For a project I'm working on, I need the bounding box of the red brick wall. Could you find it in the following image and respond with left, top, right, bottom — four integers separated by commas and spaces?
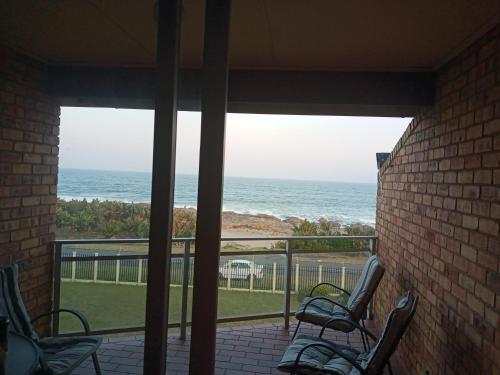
375, 26, 500, 374
0, 46, 60, 333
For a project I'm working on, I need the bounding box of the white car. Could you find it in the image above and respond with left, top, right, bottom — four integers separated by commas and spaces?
219, 260, 264, 280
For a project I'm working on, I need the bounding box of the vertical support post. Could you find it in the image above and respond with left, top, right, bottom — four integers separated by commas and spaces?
284, 240, 292, 330
143, 0, 181, 373
368, 238, 376, 319
341, 265, 346, 290
249, 269, 254, 292
227, 260, 232, 290
295, 263, 299, 293
115, 254, 120, 284
138, 258, 143, 285
272, 263, 277, 293
52, 243, 62, 336
93, 253, 98, 283
71, 251, 76, 281
180, 240, 191, 340
318, 264, 323, 284
189, 1, 231, 371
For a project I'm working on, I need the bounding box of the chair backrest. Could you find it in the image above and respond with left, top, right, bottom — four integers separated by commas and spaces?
0, 264, 38, 341
346, 255, 385, 319
364, 291, 418, 374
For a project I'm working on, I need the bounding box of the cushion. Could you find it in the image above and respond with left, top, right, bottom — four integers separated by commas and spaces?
278, 335, 365, 375
295, 297, 354, 333
38, 336, 102, 375
364, 292, 417, 373
346, 256, 384, 320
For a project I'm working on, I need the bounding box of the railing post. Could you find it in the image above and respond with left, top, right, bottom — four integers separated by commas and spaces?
318, 264, 323, 284
115, 253, 120, 284
180, 240, 191, 340
272, 263, 277, 293
138, 258, 143, 285
341, 264, 346, 290
93, 253, 98, 283
227, 259, 232, 290
249, 270, 254, 292
295, 263, 299, 293
284, 240, 292, 330
52, 243, 62, 336
368, 238, 376, 319
71, 251, 76, 281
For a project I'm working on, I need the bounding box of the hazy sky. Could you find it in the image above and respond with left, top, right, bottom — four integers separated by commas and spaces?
59, 107, 410, 183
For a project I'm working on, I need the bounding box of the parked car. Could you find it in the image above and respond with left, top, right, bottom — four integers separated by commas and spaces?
219, 260, 264, 280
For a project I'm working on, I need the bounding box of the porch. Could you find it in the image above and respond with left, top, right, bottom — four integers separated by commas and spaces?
1, 1, 499, 374
73, 322, 379, 375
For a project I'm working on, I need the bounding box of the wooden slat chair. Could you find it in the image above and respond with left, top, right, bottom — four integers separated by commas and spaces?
294, 255, 385, 350
0, 264, 102, 375
278, 291, 418, 375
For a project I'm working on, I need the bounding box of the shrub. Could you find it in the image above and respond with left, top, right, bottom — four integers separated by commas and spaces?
56, 199, 198, 239
172, 208, 196, 238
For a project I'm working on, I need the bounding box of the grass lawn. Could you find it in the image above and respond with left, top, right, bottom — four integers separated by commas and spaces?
60, 282, 298, 333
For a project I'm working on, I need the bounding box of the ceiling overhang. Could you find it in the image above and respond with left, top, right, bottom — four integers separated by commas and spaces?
1, 0, 498, 115
49, 66, 434, 116
2, 0, 499, 71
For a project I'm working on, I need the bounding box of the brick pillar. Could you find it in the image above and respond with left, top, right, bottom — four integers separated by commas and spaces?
0, 46, 60, 335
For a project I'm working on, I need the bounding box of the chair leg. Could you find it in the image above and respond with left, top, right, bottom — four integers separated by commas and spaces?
92, 352, 102, 375
360, 319, 370, 350
360, 328, 368, 352
386, 360, 394, 375
291, 320, 302, 340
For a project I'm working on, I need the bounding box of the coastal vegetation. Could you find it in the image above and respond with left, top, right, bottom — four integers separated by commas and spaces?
56, 199, 374, 246
277, 218, 375, 250
56, 199, 196, 239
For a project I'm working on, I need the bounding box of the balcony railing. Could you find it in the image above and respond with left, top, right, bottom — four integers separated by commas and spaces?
52, 236, 376, 338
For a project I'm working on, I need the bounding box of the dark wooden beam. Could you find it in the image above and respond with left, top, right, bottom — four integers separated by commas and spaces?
189, 0, 230, 373
143, 0, 181, 374
48, 67, 434, 117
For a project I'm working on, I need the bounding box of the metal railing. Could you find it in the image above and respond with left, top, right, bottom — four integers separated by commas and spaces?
52, 235, 376, 338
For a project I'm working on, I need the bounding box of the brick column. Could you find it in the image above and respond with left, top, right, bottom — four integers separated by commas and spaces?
0, 46, 60, 334
375, 25, 500, 375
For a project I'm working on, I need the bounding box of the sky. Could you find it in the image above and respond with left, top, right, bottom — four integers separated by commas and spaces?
59, 107, 410, 183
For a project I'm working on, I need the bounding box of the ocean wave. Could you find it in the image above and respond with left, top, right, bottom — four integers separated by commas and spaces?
57, 169, 377, 227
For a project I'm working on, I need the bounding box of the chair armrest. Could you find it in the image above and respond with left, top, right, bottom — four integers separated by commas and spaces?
294, 342, 366, 374
320, 317, 378, 342
31, 308, 91, 335
301, 296, 353, 317
309, 282, 351, 297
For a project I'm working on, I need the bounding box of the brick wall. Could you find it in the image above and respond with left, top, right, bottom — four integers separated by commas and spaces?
375, 25, 500, 374
0, 46, 60, 333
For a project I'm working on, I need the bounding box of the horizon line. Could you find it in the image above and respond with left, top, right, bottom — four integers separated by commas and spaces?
59, 166, 377, 185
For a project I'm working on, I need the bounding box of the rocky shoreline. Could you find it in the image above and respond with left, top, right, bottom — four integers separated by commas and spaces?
176, 208, 374, 237
56, 199, 375, 240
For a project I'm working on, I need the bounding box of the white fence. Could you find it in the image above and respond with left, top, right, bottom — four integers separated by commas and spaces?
61, 250, 364, 294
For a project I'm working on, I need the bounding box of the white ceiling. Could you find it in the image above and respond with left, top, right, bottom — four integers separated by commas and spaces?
1, 0, 499, 71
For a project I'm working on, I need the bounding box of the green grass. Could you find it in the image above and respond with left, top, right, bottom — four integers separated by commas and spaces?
60, 282, 298, 333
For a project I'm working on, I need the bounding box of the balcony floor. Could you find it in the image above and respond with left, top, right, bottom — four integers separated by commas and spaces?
73, 320, 398, 375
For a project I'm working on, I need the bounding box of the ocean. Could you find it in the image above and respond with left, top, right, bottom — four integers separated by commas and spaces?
58, 168, 377, 226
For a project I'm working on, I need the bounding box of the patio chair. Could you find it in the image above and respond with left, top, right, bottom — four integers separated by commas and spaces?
294, 255, 384, 350
278, 291, 418, 375
0, 264, 102, 375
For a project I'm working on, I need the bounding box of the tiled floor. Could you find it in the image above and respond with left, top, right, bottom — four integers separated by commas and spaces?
74, 321, 395, 375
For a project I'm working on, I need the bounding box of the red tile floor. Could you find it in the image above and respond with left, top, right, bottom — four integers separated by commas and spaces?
74, 321, 403, 374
